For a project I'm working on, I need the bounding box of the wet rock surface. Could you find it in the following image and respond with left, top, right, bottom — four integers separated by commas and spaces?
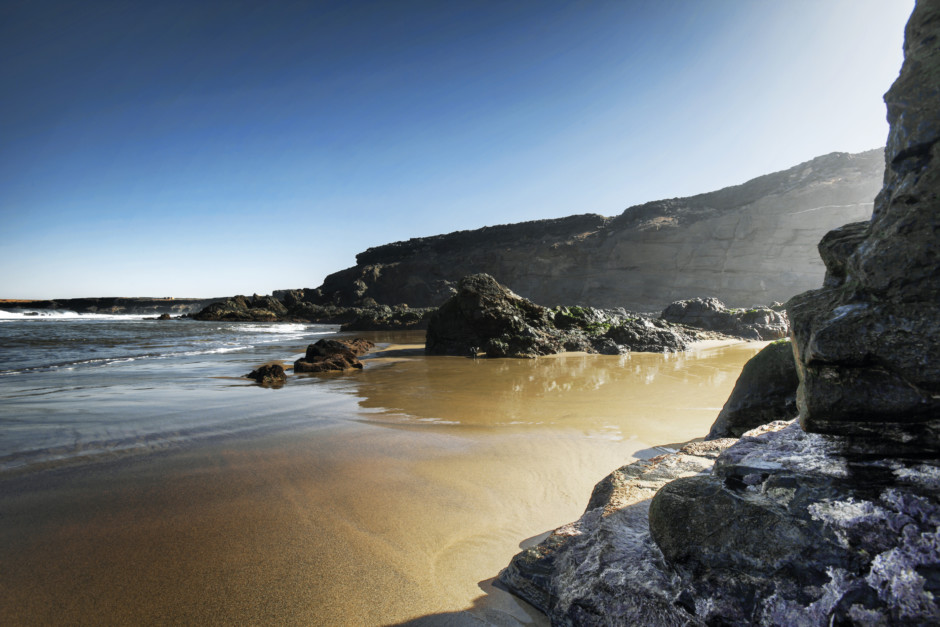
501, 422, 940, 625
293, 338, 375, 373
706, 339, 799, 439
661, 297, 789, 340
498, 436, 741, 625
424, 274, 695, 358
245, 363, 287, 387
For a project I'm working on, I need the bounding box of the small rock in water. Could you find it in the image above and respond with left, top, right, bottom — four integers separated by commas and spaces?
245, 363, 287, 387
293, 338, 375, 373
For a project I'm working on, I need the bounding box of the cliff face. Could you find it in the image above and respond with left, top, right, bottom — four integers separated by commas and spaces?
787, 0, 940, 450
498, 2, 939, 624
310, 149, 883, 310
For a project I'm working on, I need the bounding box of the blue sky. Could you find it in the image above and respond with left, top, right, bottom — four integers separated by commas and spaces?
0, 0, 914, 299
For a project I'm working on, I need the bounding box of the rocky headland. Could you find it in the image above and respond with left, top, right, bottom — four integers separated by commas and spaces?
497, 2, 940, 624
191, 293, 434, 330
297, 148, 882, 312
1, 297, 220, 315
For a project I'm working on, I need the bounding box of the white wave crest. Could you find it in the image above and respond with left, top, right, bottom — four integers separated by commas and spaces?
0, 310, 150, 321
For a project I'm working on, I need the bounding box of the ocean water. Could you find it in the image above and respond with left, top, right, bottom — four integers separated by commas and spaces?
0, 310, 769, 624
0, 311, 341, 473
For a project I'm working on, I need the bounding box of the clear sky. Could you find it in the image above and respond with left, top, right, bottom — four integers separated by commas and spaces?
0, 0, 915, 299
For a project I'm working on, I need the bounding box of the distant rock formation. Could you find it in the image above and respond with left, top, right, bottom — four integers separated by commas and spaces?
660, 297, 789, 340
499, 2, 939, 623
424, 274, 737, 358
193, 294, 288, 321
0, 297, 219, 315
302, 149, 882, 311
191, 293, 433, 329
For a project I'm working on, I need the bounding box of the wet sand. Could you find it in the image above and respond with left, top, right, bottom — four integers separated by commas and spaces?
0, 339, 766, 625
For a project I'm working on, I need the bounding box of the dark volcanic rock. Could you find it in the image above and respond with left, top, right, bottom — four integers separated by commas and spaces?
425, 274, 693, 358
787, 0, 940, 453
293, 338, 375, 373
661, 297, 789, 340
706, 339, 800, 439
647, 422, 940, 624
425, 274, 561, 358
338, 306, 434, 331
245, 363, 287, 387
601, 317, 691, 353
192, 294, 288, 322
191, 293, 434, 328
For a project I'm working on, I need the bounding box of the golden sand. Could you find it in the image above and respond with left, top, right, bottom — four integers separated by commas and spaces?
0, 341, 766, 626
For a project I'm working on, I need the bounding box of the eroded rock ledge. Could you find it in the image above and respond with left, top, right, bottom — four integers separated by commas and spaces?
500, 422, 940, 625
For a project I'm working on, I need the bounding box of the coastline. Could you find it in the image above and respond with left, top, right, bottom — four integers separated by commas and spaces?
0, 334, 765, 625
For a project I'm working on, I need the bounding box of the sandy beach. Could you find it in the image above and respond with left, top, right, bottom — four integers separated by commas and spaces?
0, 337, 766, 625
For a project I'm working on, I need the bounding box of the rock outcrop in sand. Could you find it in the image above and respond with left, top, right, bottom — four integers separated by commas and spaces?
294, 338, 375, 373
499, 2, 940, 623
302, 149, 882, 311
424, 274, 743, 358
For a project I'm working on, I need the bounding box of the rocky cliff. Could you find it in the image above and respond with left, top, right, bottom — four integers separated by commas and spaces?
498, 1, 939, 624
305, 149, 883, 311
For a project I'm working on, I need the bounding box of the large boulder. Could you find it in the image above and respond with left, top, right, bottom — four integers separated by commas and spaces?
245, 363, 287, 387
425, 274, 693, 357
293, 338, 375, 373
498, 437, 740, 625
501, 421, 940, 625
661, 297, 789, 340
647, 422, 940, 624
706, 339, 800, 439
425, 274, 565, 358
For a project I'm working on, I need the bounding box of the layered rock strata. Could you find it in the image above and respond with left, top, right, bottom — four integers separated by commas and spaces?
786, 0, 940, 451
305, 150, 882, 311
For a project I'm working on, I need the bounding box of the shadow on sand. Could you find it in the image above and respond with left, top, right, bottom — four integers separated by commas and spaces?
383, 577, 548, 627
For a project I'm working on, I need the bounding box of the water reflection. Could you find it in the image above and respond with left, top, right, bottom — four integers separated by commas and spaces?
323, 340, 766, 446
